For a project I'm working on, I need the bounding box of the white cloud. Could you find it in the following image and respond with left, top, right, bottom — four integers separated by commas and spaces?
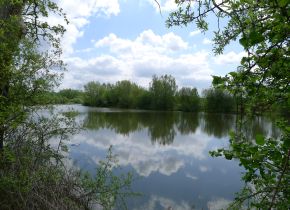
95, 30, 188, 53
147, 0, 178, 12
189, 30, 201, 36
47, 0, 121, 55
214, 51, 246, 65
60, 55, 126, 89
202, 38, 213, 45
75, 47, 93, 53
61, 30, 213, 89
58, 0, 120, 18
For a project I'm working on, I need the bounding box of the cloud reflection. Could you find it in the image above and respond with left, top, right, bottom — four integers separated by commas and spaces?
64, 106, 277, 178
133, 195, 194, 210
207, 197, 231, 210
132, 195, 233, 210
72, 128, 211, 177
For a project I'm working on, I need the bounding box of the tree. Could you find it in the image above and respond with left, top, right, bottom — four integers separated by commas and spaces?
0, 0, 66, 149
83, 81, 107, 106
0, 1, 134, 209
113, 80, 144, 108
202, 88, 235, 113
58, 89, 83, 103
167, 0, 289, 112
167, 0, 289, 208
177, 87, 200, 112
149, 74, 177, 110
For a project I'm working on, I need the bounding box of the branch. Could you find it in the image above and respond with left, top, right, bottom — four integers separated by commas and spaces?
212, 0, 230, 16
269, 148, 290, 209
154, 0, 162, 16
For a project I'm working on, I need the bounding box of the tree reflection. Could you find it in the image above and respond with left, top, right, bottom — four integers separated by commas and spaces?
84, 111, 181, 145
201, 113, 235, 138
83, 110, 278, 144
145, 112, 178, 145
177, 112, 199, 135
83, 112, 142, 135
242, 116, 280, 140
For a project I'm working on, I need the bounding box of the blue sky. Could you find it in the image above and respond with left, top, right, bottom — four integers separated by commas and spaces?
52, 0, 244, 91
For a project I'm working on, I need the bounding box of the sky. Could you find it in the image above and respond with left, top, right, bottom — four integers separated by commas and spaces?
52, 0, 245, 91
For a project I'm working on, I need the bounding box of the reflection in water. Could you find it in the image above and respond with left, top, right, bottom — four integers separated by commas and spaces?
177, 113, 199, 135
134, 195, 195, 210
84, 112, 143, 135
134, 195, 232, 210
147, 113, 177, 145
84, 111, 185, 145
63, 105, 279, 210
84, 111, 200, 145
83, 110, 278, 143
201, 113, 235, 138
242, 116, 280, 140
207, 197, 232, 210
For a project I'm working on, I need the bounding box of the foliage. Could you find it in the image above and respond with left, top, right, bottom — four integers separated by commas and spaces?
177, 87, 200, 112
83, 80, 144, 109
0, 112, 134, 209
203, 88, 235, 113
210, 121, 290, 209
149, 74, 177, 110
35, 89, 84, 105
83, 110, 201, 145
168, 0, 289, 114
57, 89, 84, 104
167, 0, 290, 208
83, 75, 203, 112
0, 0, 66, 149
81, 146, 136, 210
113, 80, 144, 108
0, 1, 134, 209
83, 81, 108, 107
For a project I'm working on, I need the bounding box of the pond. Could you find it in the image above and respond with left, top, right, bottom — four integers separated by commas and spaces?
56, 105, 279, 210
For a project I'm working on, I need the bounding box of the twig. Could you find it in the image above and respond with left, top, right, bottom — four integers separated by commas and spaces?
268, 148, 290, 209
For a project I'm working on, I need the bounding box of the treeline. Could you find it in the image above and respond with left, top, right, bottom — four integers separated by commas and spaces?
42, 89, 84, 104
44, 75, 288, 115
83, 75, 236, 113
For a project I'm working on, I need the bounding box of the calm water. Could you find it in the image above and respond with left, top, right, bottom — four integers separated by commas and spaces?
56, 105, 278, 210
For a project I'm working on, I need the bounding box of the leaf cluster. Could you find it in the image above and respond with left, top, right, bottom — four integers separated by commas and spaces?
210, 121, 290, 209
167, 0, 290, 208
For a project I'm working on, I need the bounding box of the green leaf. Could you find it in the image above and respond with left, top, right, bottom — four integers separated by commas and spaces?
228, 72, 237, 77
255, 134, 265, 145
248, 31, 264, 46
278, 0, 288, 7
229, 130, 235, 139
212, 76, 224, 86
284, 136, 290, 148
224, 151, 233, 160
239, 37, 248, 48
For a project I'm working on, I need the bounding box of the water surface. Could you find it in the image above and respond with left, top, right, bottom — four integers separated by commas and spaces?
58, 105, 278, 210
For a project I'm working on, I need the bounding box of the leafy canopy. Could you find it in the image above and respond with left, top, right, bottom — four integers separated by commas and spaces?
168, 0, 289, 112
166, 0, 290, 209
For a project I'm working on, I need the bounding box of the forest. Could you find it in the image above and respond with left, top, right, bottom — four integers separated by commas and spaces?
47, 74, 287, 115
81, 75, 236, 113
